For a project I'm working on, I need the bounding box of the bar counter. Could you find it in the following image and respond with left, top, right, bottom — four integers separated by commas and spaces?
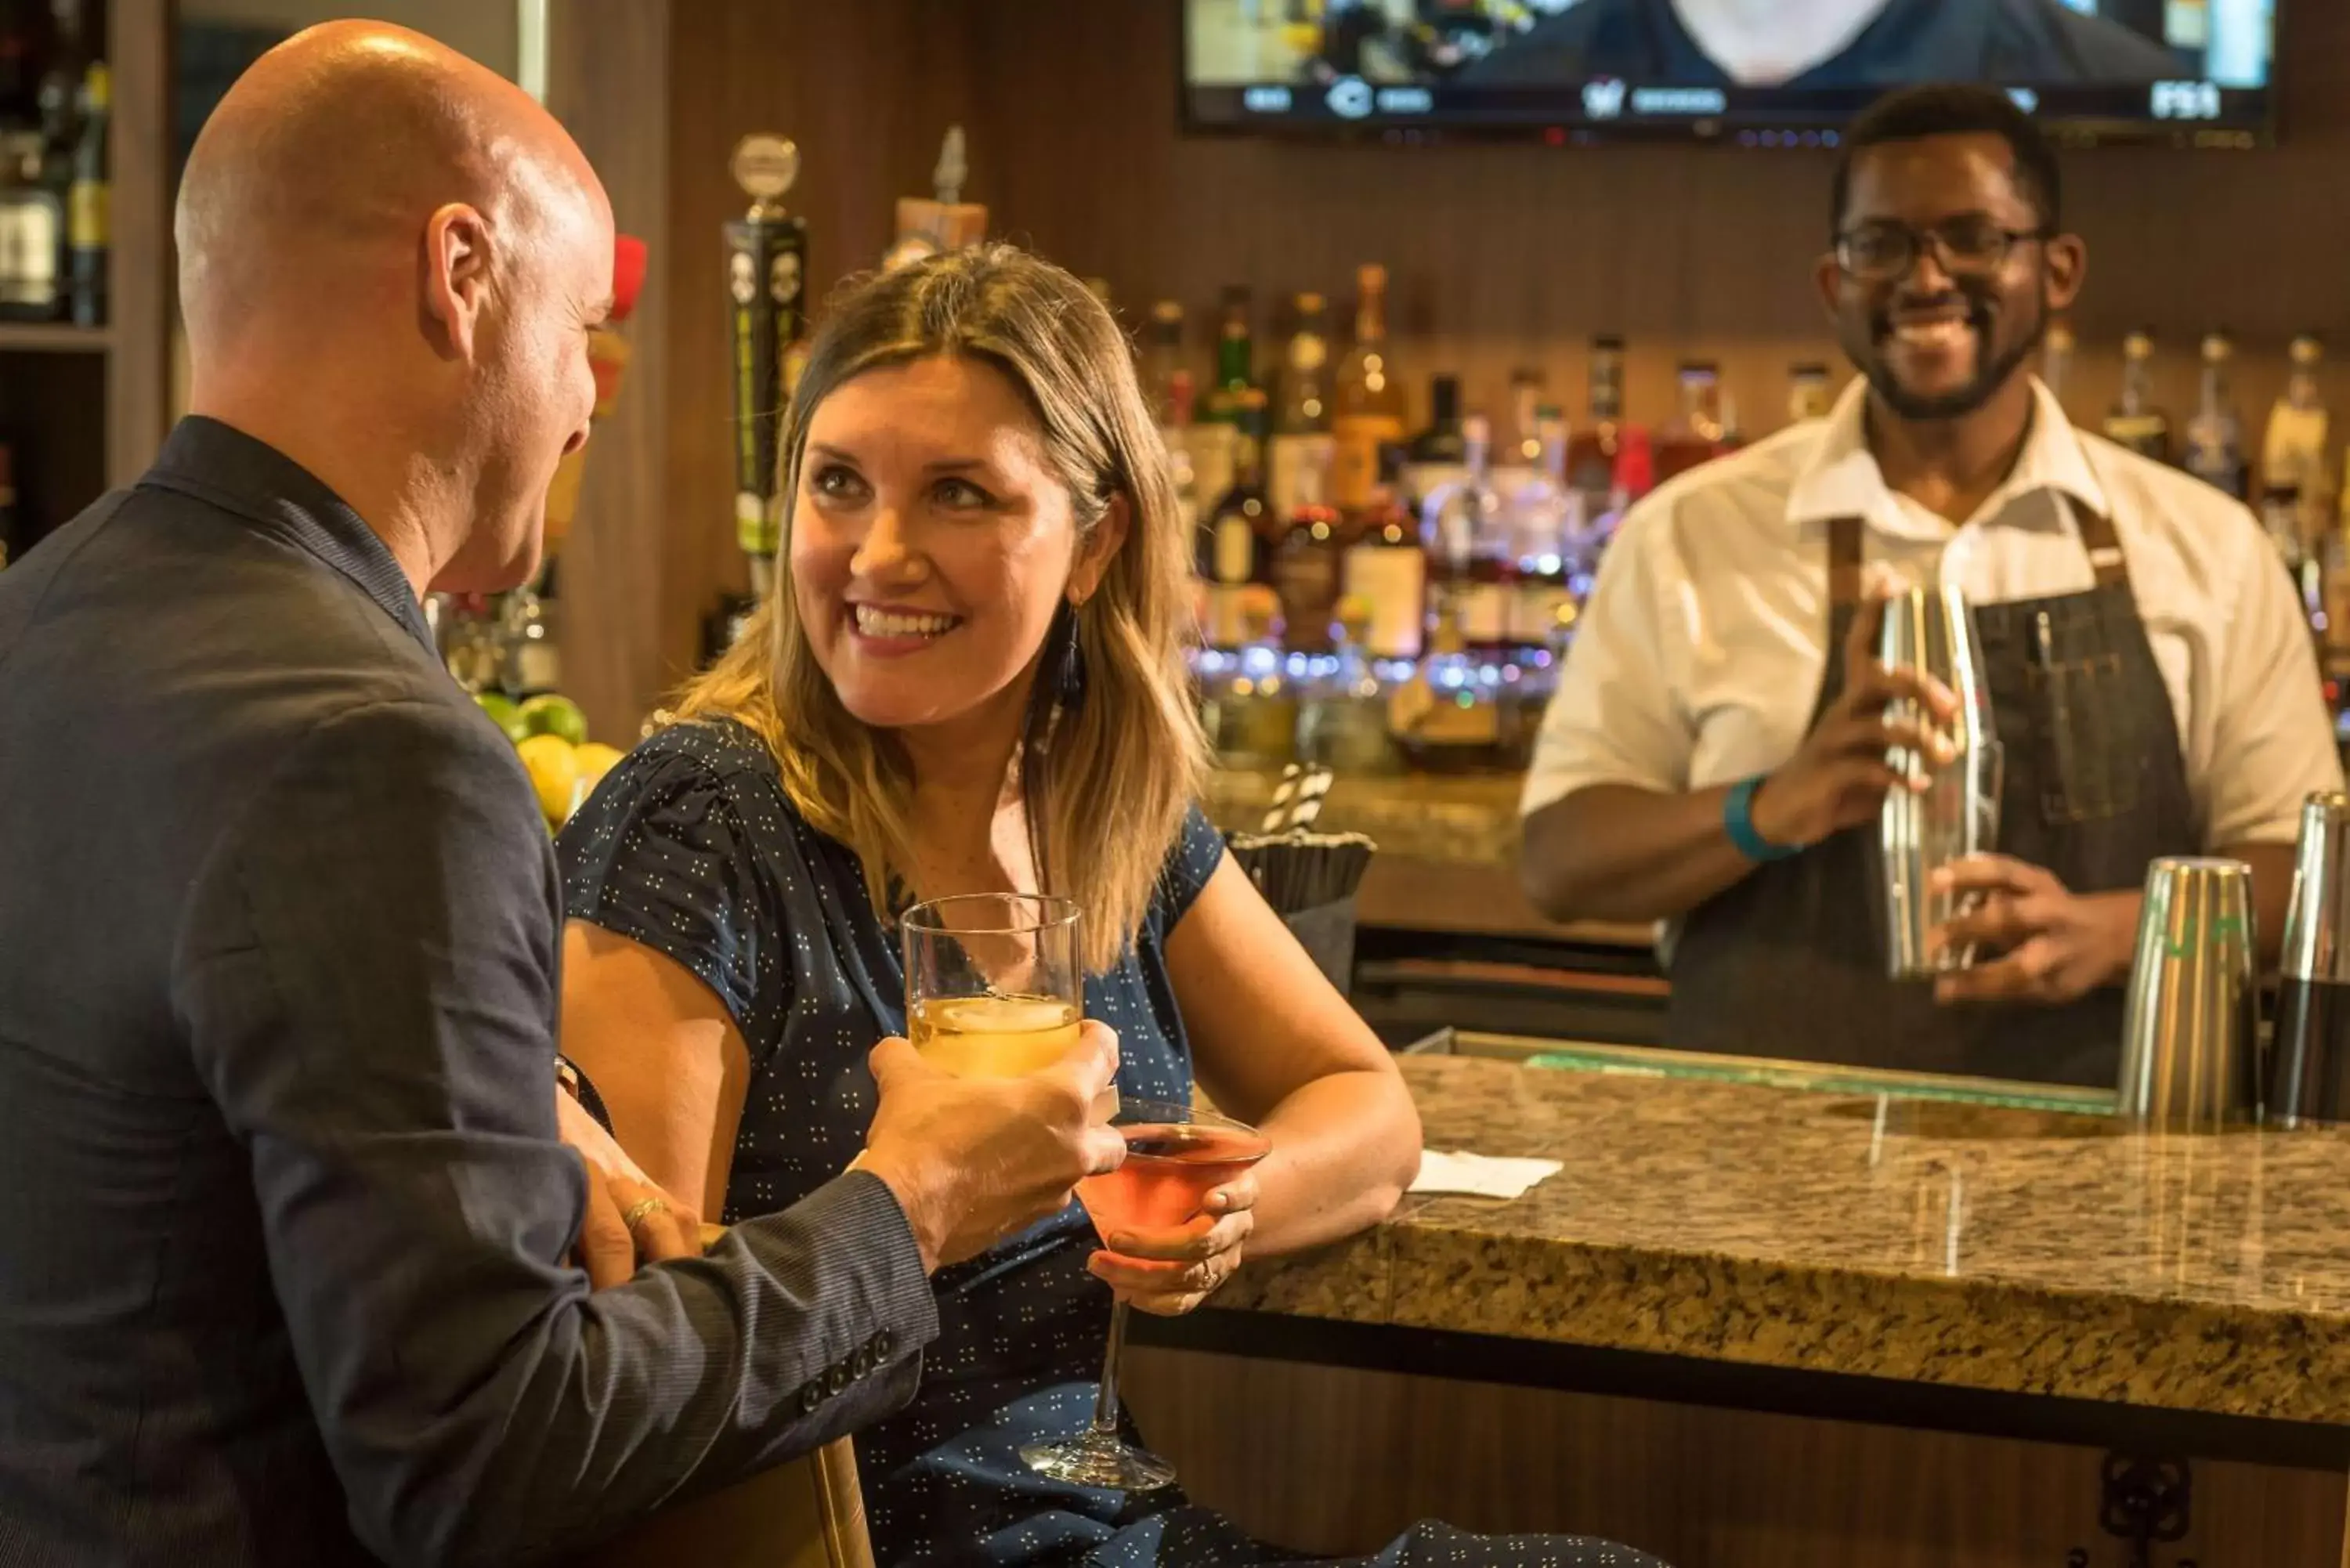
1126, 1046, 2350, 1566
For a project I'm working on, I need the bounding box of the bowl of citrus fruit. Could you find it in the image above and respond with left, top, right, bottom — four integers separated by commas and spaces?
475, 691, 624, 832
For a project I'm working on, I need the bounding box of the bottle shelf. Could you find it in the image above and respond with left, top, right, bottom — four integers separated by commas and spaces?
0, 322, 115, 353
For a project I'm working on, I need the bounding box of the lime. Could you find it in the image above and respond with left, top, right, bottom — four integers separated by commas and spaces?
516, 733, 584, 826
475, 692, 530, 744
520, 694, 590, 746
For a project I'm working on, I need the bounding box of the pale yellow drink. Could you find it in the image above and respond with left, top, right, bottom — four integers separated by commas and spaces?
909, 994, 1083, 1078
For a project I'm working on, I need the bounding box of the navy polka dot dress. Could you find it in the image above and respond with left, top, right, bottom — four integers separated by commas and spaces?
560, 719, 1667, 1568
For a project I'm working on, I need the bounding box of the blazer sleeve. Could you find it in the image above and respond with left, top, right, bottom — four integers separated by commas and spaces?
171, 698, 938, 1568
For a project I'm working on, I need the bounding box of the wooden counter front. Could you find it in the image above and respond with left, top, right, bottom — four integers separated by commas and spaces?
1124, 1053, 2350, 1566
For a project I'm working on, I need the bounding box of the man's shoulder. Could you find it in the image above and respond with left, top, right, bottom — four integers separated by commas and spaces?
2073, 428, 2271, 584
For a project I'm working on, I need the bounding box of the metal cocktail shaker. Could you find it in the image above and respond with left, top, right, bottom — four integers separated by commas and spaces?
1878, 584, 2000, 980
2271, 792, 2350, 1126
2117, 856, 2260, 1133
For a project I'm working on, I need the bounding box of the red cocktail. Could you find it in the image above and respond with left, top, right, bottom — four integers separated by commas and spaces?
1024, 1097, 1268, 1493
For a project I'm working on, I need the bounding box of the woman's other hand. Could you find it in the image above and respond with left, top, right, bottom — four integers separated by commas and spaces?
1083, 1169, 1259, 1316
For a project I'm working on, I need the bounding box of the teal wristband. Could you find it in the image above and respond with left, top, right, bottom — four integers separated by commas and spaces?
1725, 775, 1799, 863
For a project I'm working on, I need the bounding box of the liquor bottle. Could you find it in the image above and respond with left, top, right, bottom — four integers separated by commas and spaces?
2041, 320, 2076, 410
1297, 599, 1401, 775
2182, 331, 2247, 500
1493, 367, 1548, 494
1654, 362, 1727, 484
1202, 284, 1259, 428
1197, 594, 1298, 771
1271, 455, 1343, 655
1425, 413, 1513, 668
1508, 406, 1580, 663
1567, 335, 1628, 515
0, 121, 56, 320
1788, 362, 1832, 425
1141, 299, 1189, 426
1190, 286, 1254, 510
1200, 394, 1273, 636
64, 58, 101, 327
2104, 330, 2171, 464
1341, 445, 1427, 666
1268, 291, 1335, 522
1402, 372, 1468, 518
1332, 262, 1409, 512
1162, 370, 1200, 537
1389, 602, 1506, 776
1589, 425, 1654, 555
2262, 333, 2330, 562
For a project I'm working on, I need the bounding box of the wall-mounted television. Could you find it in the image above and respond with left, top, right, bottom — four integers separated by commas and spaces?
1182, 0, 2277, 146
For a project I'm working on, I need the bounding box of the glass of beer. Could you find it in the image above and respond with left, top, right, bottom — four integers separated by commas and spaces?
902, 894, 1083, 1077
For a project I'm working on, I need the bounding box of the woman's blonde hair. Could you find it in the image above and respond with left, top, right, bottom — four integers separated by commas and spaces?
673, 244, 1207, 974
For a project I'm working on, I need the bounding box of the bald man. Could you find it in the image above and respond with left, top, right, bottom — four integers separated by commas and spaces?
0, 23, 1122, 1566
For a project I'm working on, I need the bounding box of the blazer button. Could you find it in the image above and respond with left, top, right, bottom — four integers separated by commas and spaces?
873, 1329, 895, 1359
826, 1363, 851, 1396
798, 1382, 824, 1416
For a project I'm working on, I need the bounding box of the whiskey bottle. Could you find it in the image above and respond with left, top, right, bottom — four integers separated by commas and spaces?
1390, 602, 1506, 776
1268, 291, 1336, 522
1788, 362, 1832, 425
2104, 330, 2172, 464
1493, 367, 1549, 495
1141, 299, 1189, 426
2182, 331, 2247, 500
64, 59, 102, 327
1341, 445, 1427, 665
1200, 396, 1273, 638
1271, 457, 1344, 655
1402, 372, 1468, 519
2261, 334, 2330, 560
1425, 413, 1513, 669
1332, 262, 1409, 513
1654, 361, 1726, 484
1566, 335, 1627, 517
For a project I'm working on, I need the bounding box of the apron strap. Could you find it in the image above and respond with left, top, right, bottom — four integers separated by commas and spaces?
2075, 506, 2131, 590
1828, 515, 1864, 608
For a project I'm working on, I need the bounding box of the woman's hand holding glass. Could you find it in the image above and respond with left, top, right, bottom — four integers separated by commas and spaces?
1084, 1166, 1259, 1317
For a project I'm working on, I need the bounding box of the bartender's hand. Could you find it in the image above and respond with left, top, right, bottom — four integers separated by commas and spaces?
557, 1088, 703, 1287
1929, 854, 2139, 1006
1748, 589, 1961, 851
1085, 1170, 1259, 1317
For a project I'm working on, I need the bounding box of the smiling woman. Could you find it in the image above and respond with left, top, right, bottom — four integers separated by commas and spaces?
551, 245, 1659, 1565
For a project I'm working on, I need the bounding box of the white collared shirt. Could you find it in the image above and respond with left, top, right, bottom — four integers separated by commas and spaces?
1524, 376, 2344, 854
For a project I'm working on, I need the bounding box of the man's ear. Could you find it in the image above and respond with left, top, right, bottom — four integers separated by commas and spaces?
420, 202, 492, 361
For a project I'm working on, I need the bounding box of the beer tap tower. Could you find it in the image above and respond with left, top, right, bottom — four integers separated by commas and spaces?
710, 132, 808, 658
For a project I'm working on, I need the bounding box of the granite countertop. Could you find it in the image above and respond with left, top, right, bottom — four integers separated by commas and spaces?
1218, 1054, 2350, 1425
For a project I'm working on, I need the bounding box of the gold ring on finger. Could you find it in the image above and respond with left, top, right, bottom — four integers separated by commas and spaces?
622, 1197, 669, 1231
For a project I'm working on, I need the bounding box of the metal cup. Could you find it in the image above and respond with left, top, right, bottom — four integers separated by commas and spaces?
2117, 856, 2260, 1133
2270, 792, 2350, 1125
1877, 583, 1999, 980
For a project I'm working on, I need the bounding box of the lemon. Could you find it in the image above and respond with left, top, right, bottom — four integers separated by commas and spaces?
574, 742, 625, 792
519, 693, 590, 746
516, 733, 584, 825
475, 692, 530, 744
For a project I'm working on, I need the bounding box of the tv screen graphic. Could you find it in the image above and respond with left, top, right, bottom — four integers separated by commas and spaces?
1183, 0, 2277, 143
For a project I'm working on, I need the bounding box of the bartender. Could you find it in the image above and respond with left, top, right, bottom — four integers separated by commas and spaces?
1519, 84, 2342, 1087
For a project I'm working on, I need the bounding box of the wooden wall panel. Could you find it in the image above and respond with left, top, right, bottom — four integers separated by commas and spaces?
580, 0, 2350, 726
1123, 1345, 2348, 1566
547, 0, 674, 746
